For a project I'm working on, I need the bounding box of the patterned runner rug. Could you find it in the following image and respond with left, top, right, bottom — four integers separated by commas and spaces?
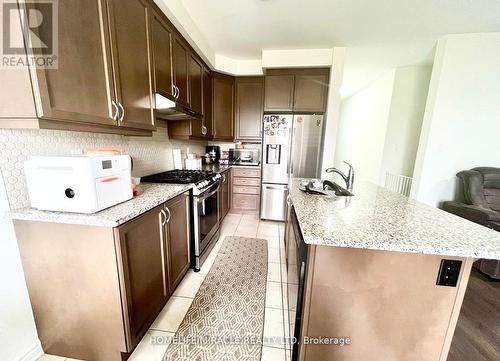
163, 236, 268, 361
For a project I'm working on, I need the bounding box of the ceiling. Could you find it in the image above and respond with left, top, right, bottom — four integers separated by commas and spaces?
176, 0, 500, 96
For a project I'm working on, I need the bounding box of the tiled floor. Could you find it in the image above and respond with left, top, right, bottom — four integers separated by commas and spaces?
38, 213, 289, 361
39, 212, 290, 361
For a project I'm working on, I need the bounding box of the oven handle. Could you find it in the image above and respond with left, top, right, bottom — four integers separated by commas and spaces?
197, 182, 221, 202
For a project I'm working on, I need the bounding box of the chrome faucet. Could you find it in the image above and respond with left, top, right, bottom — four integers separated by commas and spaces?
326, 161, 355, 191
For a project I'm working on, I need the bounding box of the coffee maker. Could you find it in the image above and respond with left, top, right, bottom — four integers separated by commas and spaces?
205, 145, 221, 163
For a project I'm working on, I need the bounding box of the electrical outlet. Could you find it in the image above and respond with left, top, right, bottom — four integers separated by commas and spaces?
436, 259, 462, 287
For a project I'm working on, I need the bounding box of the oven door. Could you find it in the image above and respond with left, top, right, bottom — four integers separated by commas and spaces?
195, 183, 220, 255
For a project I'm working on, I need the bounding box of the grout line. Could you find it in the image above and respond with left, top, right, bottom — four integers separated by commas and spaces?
170, 294, 195, 300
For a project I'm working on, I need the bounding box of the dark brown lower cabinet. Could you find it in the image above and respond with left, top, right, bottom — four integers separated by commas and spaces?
115, 204, 167, 349
164, 194, 191, 292
14, 191, 191, 361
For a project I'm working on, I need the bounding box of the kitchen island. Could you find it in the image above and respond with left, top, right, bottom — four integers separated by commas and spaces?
285, 178, 500, 361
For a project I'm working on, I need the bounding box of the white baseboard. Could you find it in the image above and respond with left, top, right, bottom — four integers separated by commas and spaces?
15, 340, 43, 361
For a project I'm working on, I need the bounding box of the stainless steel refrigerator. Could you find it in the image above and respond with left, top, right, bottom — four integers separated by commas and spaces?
261, 114, 324, 221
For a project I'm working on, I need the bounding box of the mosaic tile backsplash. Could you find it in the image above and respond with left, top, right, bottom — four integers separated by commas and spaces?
0, 128, 205, 210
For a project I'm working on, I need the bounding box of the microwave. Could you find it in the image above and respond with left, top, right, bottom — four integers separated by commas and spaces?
229, 148, 260, 166
24, 155, 133, 213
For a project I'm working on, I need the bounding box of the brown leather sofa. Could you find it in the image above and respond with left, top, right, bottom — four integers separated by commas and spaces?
443, 167, 500, 279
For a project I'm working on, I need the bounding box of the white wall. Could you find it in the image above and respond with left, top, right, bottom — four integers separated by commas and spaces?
0, 170, 42, 361
320, 48, 346, 178
411, 33, 500, 206
334, 70, 396, 183
379, 66, 431, 182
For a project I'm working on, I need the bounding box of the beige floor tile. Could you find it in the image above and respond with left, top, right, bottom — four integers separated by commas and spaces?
268, 247, 281, 263
150, 296, 193, 332
129, 330, 174, 361
234, 224, 258, 237
220, 222, 238, 237
241, 213, 260, 222
37, 355, 66, 361
198, 254, 217, 275
267, 262, 281, 282
261, 346, 286, 361
172, 271, 206, 298
257, 222, 280, 237
266, 237, 281, 249
222, 213, 242, 225
265, 281, 283, 309
264, 307, 286, 348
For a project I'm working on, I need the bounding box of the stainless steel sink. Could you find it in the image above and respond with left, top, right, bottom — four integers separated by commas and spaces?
322, 180, 354, 196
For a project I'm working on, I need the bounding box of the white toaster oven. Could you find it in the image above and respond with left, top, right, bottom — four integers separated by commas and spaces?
24, 155, 133, 213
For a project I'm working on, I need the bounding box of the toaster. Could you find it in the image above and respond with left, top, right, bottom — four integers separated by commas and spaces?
24, 155, 133, 213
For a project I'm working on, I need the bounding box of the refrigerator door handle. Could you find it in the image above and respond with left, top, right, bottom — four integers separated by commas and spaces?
264, 185, 288, 190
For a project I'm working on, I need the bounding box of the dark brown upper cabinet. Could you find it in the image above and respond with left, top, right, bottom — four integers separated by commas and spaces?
172, 36, 190, 107
235, 77, 264, 142
293, 74, 329, 113
264, 75, 295, 112
108, 0, 155, 131
264, 69, 330, 114
212, 72, 235, 141
151, 10, 174, 100
0, 0, 156, 135
189, 55, 203, 116
203, 67, 213, 138
0, 0, 147, 134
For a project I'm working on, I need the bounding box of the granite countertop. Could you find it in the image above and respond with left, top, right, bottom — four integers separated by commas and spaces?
8, 183, 192, 228
289, 178, 500, 260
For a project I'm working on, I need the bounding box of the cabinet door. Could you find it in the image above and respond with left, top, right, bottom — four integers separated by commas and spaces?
189, 55, 203, 115
202, 68, 213, 138
235, 77, 264, 141
115, 205, 166, 349
264, 75, 294, 112
27, 0, 116, 126
165, 194, 190, 293
293, 74, 328, 113
108, 0, 155, 130
172, 36, 190, 107
221, 170, 230, 220
151, 10, 174, 99
213, 73, 235, 141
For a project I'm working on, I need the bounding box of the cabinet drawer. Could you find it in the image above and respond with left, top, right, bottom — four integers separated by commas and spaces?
233, 185, 260, 195
233, 177, 260, 187
232, 167, 261, 178
232, 193, 259, 211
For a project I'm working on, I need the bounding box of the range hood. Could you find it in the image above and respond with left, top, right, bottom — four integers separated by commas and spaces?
154, 93, 201, 120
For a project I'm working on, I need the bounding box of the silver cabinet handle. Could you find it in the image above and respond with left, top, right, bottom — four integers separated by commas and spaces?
165, 206, 171, 224
171, 84, 176, 97
201, 125, 207, 135
160, 209, 167, 226
286, 194, 292, 206
111, 100, 119, 121
222, 174, 226, 183
117, 102, 125, 123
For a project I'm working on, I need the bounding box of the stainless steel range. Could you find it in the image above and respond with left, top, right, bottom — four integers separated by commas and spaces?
141, 169, 222, 271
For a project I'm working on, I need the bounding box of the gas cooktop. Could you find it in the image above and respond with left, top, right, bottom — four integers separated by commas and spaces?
141, 169, 215, 184
141, 169, 221, 195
